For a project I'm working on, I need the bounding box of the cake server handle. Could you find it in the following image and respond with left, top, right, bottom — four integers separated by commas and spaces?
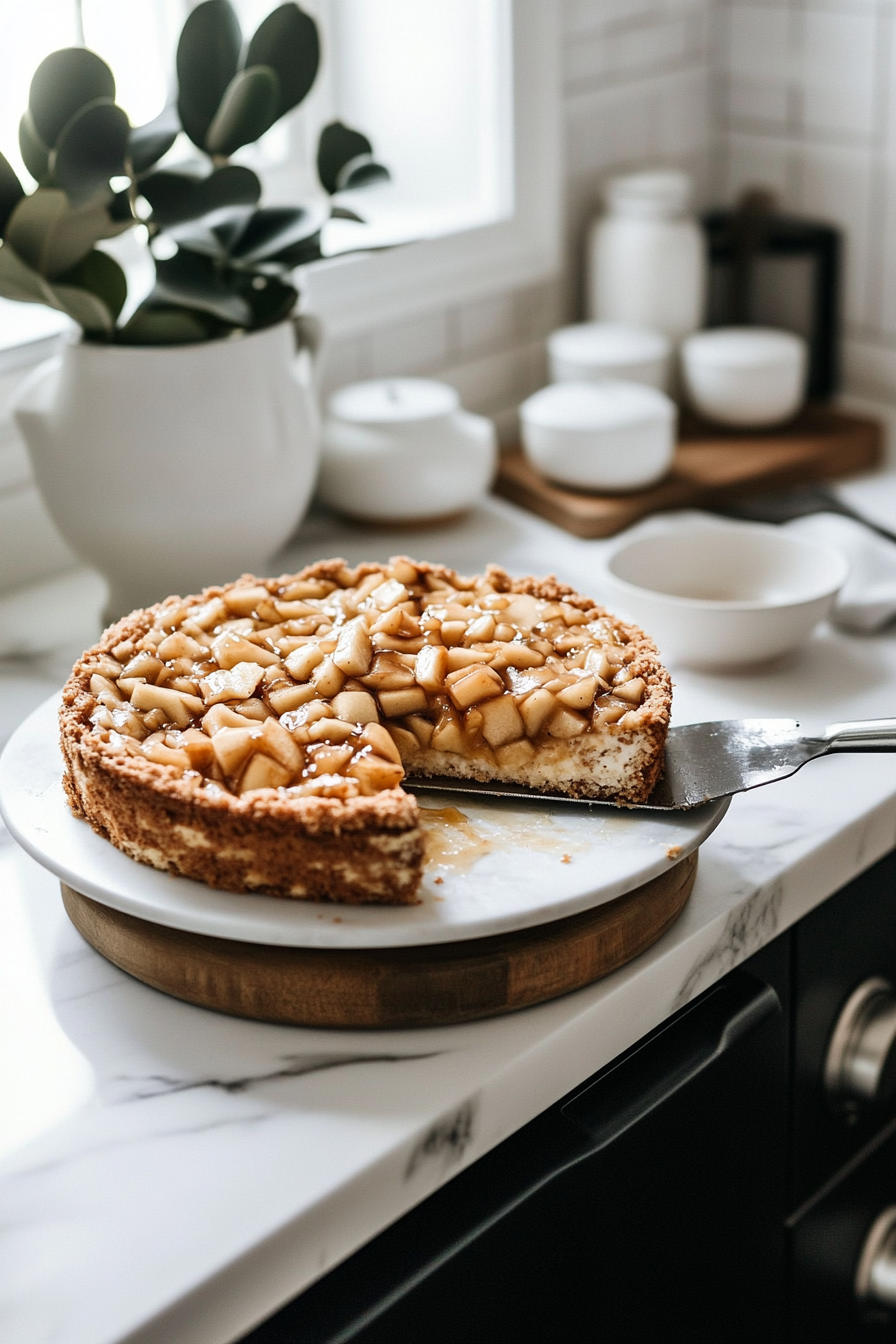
823, 719, 896, 751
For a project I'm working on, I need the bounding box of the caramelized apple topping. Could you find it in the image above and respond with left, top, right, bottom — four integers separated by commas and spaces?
82, 559, 650, 799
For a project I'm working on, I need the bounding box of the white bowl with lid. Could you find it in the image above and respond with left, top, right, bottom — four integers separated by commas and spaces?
604, 521, 848, 669
319, 377, 497, 524
681, 327, 808, 427
548, 322, 671, 391
520, 379, 677, 492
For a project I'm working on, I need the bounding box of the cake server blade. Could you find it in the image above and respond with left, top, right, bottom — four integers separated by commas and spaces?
404, 718, 896, 811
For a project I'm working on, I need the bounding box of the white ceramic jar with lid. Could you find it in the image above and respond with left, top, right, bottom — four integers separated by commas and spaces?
520, 380, 677, 492
681, 327, 808, 427
548, 322, 671, 391
319, 377, 497, 524
587, 170, 706, 343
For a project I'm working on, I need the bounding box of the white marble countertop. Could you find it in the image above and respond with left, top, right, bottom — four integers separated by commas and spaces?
3, 496, 896, 1344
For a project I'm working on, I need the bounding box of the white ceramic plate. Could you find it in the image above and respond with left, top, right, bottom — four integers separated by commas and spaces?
0, 696, 729, 949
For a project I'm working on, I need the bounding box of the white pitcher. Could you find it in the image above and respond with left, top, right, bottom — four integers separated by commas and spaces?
14, 318, 320, 621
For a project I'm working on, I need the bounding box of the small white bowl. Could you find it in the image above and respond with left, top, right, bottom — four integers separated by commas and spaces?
681, 327, 808, 428
548, 322, 671, 390
605, 522, 848, 670
520, 379, 677, 492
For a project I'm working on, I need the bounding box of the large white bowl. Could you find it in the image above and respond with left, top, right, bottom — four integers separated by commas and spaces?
681, 327, 808, 428
605, 523, 848, 670
520, 379, 677, 492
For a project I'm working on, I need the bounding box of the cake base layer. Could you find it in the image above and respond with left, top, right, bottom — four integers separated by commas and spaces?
60, 851, 697, 1028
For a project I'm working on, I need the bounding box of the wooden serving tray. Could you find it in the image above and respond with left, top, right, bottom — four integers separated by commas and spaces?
61, 852, 696, 1029
495, 406, 882, 540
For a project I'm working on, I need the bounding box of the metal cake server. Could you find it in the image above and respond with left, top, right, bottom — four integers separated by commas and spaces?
405, 718, 896, 812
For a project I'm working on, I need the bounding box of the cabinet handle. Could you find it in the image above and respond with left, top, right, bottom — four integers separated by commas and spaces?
856, 1207, 896, 1313
824, 978, 896, 1114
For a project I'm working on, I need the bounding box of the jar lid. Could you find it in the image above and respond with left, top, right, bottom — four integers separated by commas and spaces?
520, 380, 676, 431
604, 170, 693, 220
329, 378, 459, 425
548, 322, 670, 368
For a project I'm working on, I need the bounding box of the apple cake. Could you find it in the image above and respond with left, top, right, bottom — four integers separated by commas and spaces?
60, 557, 671, 904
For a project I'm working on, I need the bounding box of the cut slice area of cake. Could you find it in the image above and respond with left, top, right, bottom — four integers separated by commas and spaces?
60, 557, 672, 903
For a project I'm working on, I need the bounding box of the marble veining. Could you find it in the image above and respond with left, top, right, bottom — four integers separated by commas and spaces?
4, 498, 896, 1344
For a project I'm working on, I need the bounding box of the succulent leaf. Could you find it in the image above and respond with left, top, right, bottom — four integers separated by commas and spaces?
5, 189, 131, 280
235, 272, 298, 328
0, 242, 112, 332
337, 156, 389, 192
205, 66, 280, 157
329, 205, 365, 223
50, 281, 114, 333
317, 121, 372, 195
140, 165, 261, 227
117, 304, 221, 344
176, 0, 242, 151
19, 111, 50, 183
0, 153, 25, 237
129, 105, 180, 175
56, 248, 127, 322
29, 48, 115, 148
153, 247, 252, 325
53, 98, 130, 206
246, 4, 320, 120
228, 204, 326, 263
258, 228, 323, 268
167, 205, 254, 260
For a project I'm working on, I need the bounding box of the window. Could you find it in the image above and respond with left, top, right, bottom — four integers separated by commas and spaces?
0, 0, 560, 345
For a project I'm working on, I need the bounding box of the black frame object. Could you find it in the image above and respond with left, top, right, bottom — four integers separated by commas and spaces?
703, 197, 841, 401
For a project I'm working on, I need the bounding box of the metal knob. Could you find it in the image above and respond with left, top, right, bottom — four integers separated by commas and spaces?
856, 1208, 896, 1315
824, 978, 896, 1113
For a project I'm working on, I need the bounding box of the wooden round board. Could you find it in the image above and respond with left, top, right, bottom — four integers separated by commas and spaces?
61, 851, 697, 1029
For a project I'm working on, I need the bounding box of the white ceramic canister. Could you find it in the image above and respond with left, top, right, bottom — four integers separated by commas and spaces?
520, 379, 677, 493
587, 170, 706, 343
681, 327, 808, 428
547, 322, 671, 391
319, 378, 497, 524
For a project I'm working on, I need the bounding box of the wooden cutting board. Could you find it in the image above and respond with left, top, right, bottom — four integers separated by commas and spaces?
60, 851, 696, 1029
494, 406, 882, 539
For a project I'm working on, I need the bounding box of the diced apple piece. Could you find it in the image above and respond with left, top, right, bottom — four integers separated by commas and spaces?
613, 677, 645, 705
90, 673, 123, 705
448, 665, 504, 710
307, 743, 355, 775
178, 728, 216, 770
230, 698, 271, 722
502, 594, 541, 629
369, 578, 409, 611
361, 653, 417, 690
617, 710, 640, 729
547, 707, 587, 738
279, 578, 336, 600
405, 714, 434, 749
224, 585, 270, 616
121, 651, 164, 682
430, 707, 466, 755
157, 632, 207, 661
211, 725, 262, 777
415, 644, 449, 691
358, 722, 402, 764
211, 632, 279, 670
370, 607, 405, 637
333, 617, 373, 676
584, 647, 612, 682
199, 663, 265, 707
347, 752, 405, 794
495, 738, 536, 769
238, 753, 292, 793
331, 689, 379, 724
445, 647, 486, 671
285, 644, 325, 682
388, 558, 419, 585
478, 693, 525, 747
256, 716, 303, 773
131, 682, 205, 727
491, 645, 545, 671
386, 724, 419, 757
188, 597, 228, 631
310, 655, 345, 698
464, 613, 495, 644
142, 741, 192, 770
439, 620, 467, 647
267, 683, 318, 714
557, 675, 598, 711
518, 688, 557, 737
493, 623, 516, 642
202, 703, 252, 735
308, 718, 356, 743
378, 686, 429, 718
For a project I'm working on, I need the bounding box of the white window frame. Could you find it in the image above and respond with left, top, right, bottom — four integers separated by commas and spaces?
301, 0, 562, 340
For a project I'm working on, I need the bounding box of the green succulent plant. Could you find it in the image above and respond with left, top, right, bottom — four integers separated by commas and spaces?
0, 0, 388, 343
